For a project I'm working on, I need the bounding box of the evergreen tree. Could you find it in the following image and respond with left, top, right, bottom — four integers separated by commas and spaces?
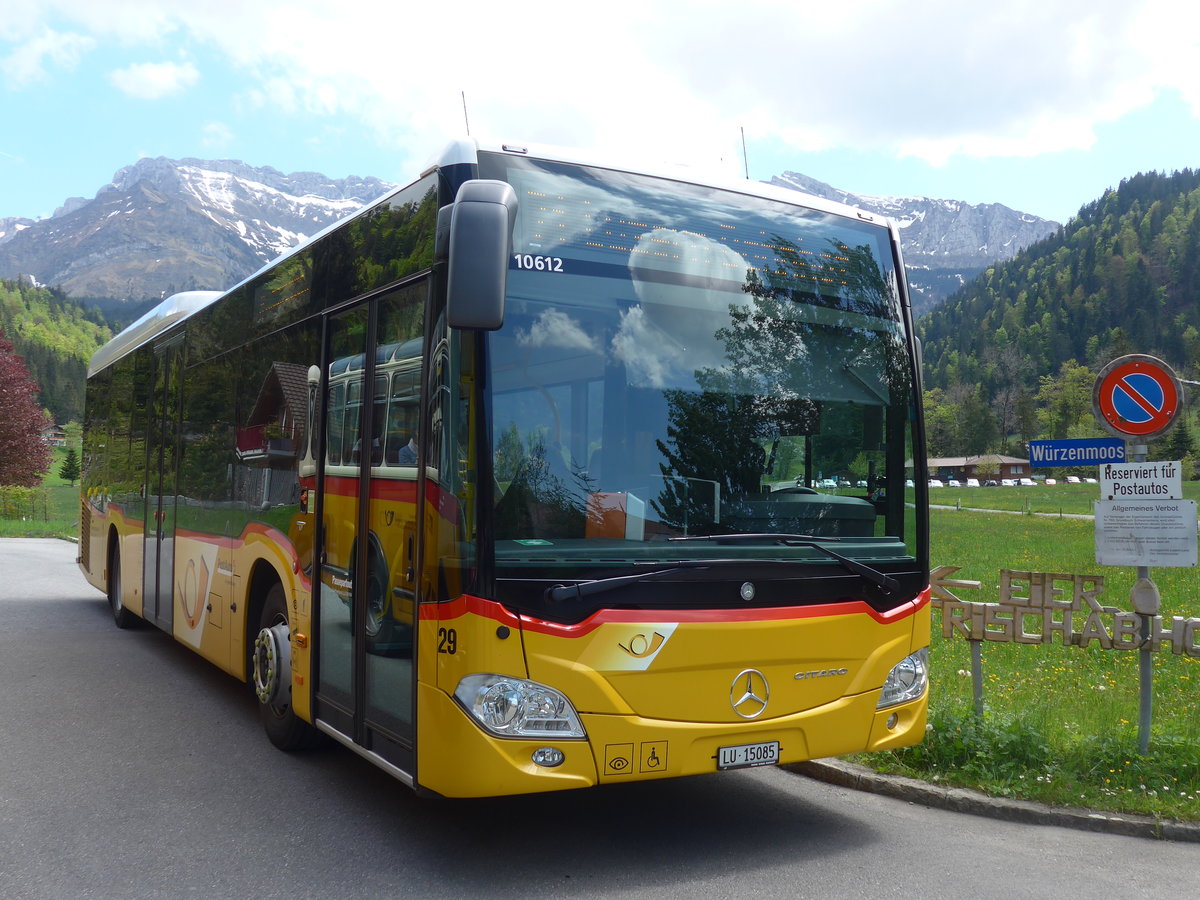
1155, 415, 1195, 474
58, 446, 81, 486
0, 331, 53, 486
918, 170, 1200, 451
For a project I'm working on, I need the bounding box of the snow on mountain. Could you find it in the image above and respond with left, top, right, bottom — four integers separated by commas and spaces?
0, 216, 34, 243
0, 156, 1057, 317
770, 172, 1061, 313
0, 157, 395, 303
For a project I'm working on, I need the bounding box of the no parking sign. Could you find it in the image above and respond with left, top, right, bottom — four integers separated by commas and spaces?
1093, 354, 1183, 440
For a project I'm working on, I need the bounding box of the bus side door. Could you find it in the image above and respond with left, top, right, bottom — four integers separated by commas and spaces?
315, 281, 427, 774
142, 336, 184, 631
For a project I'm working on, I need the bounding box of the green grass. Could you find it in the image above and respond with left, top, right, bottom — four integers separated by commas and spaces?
860, 506, 1200, 823
0, 445, 80, 538
0, 484, 78, 538
927, 479, 1200, 516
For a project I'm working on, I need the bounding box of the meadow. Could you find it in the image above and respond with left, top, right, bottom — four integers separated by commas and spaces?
926, 478, 1200, 515
0, 447, 80, 538
866, 501, 1200, 824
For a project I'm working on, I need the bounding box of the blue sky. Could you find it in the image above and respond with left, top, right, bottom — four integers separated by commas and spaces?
3, 0, 1200, 225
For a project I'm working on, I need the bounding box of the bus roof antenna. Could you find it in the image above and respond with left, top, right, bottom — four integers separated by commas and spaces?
462, 91, 471, 136
741, 126, 749, 179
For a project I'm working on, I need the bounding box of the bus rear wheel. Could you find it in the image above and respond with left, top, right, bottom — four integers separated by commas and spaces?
252, 583, 320, 750
108, 547, 137, 629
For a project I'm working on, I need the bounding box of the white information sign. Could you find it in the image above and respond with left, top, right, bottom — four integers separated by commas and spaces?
1095, 499, 1198, 567
1099, 461, 1183, 500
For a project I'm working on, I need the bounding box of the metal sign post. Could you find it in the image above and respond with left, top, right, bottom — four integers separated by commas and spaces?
1092, 355, 1186, 756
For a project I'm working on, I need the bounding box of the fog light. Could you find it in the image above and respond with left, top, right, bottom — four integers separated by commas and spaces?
532, 747, 565, 768
887, 712, 899, 730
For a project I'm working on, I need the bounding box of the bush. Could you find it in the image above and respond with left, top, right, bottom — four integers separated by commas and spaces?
0, 485, 49, 520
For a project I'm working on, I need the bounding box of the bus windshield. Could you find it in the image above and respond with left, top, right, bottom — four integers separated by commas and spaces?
477, 153, 920, 609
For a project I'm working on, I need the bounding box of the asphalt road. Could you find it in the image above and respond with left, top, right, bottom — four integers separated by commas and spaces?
1, 538, 1196, 899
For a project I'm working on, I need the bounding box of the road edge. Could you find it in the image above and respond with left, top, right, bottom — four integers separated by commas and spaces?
788, 759, 1200, 843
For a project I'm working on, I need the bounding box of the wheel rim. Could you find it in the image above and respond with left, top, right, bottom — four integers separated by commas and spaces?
110, 556, 123, 613
365, 567, 387, 636
253, 620, 292, 709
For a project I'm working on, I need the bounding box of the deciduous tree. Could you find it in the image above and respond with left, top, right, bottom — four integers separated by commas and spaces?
0, 331, 52, 486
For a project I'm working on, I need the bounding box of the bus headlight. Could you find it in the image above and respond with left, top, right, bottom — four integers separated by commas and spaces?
454, 674, 586, 739
877, 648, 929, 709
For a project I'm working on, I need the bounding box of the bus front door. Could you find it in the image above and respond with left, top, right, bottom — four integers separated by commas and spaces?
316, 284, 426, 775
142, 337, 183, 632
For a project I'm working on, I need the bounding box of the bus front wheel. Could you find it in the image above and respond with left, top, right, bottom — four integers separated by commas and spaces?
252, 583, 320, 750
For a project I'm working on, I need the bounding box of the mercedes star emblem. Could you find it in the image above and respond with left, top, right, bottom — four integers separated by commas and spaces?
730, 668, 770, 719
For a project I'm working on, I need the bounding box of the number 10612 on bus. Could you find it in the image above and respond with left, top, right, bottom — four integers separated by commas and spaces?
513, 253, 564, 272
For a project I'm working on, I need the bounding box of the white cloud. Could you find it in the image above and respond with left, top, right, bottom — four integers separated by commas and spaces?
516, 309, 599, 353
1, 28, 94, 88
109, 60, 199, 100
635, 0, 1200, 165
8, 0, 1200, 171
202, 121, 234, 149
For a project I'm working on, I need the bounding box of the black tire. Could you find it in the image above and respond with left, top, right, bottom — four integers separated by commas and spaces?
253, 582, 322, 750
108, 547, 137, 629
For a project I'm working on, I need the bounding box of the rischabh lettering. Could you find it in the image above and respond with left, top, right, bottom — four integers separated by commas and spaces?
930, 567, 1200, 657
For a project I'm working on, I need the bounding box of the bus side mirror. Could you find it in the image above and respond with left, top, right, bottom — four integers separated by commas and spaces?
442, 179, 518, 331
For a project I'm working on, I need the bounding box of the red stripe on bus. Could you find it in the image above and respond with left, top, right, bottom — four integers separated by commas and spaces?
421, 586, 931, 637
421, 594, 523, 628
323, 474, 460, 519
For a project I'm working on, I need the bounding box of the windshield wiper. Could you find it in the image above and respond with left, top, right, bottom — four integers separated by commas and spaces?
669, 533, 841, 544
669, 533, 900, 595
542, 533, 901, 604
545, 567, 685, 604
544, 558, 796, 604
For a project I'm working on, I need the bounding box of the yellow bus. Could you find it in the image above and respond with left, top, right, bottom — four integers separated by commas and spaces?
79, 140, 931, 797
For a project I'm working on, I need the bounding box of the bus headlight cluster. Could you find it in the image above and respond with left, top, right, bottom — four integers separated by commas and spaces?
877, 648, 929, 709
454, 674, 586, 739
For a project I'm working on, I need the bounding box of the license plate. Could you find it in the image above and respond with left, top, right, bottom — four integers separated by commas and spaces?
717, 740, 780, 770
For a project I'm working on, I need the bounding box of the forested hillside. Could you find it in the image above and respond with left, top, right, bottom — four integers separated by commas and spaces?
0, 279, 112, 423
918, 169, 1200, 457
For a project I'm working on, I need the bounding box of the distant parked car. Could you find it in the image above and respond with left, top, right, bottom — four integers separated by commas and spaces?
1066, 476, 1081, 484
1001, 479, 1016, 486
1084, 477, 1098, 484
948, 479, 961, 488
965, 478, 980, 487
1045, 478, 1057, 485
1019, 478, 1035, 486
928, 479, 944, 488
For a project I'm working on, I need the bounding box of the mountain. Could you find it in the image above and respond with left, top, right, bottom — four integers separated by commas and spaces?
2, 155, 1190, 457
917, 169, 1200, 456
0, 158, 395, 309
0, 216, 36, 244
0, 157, 1056, 319
770, 172, 1060, 314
